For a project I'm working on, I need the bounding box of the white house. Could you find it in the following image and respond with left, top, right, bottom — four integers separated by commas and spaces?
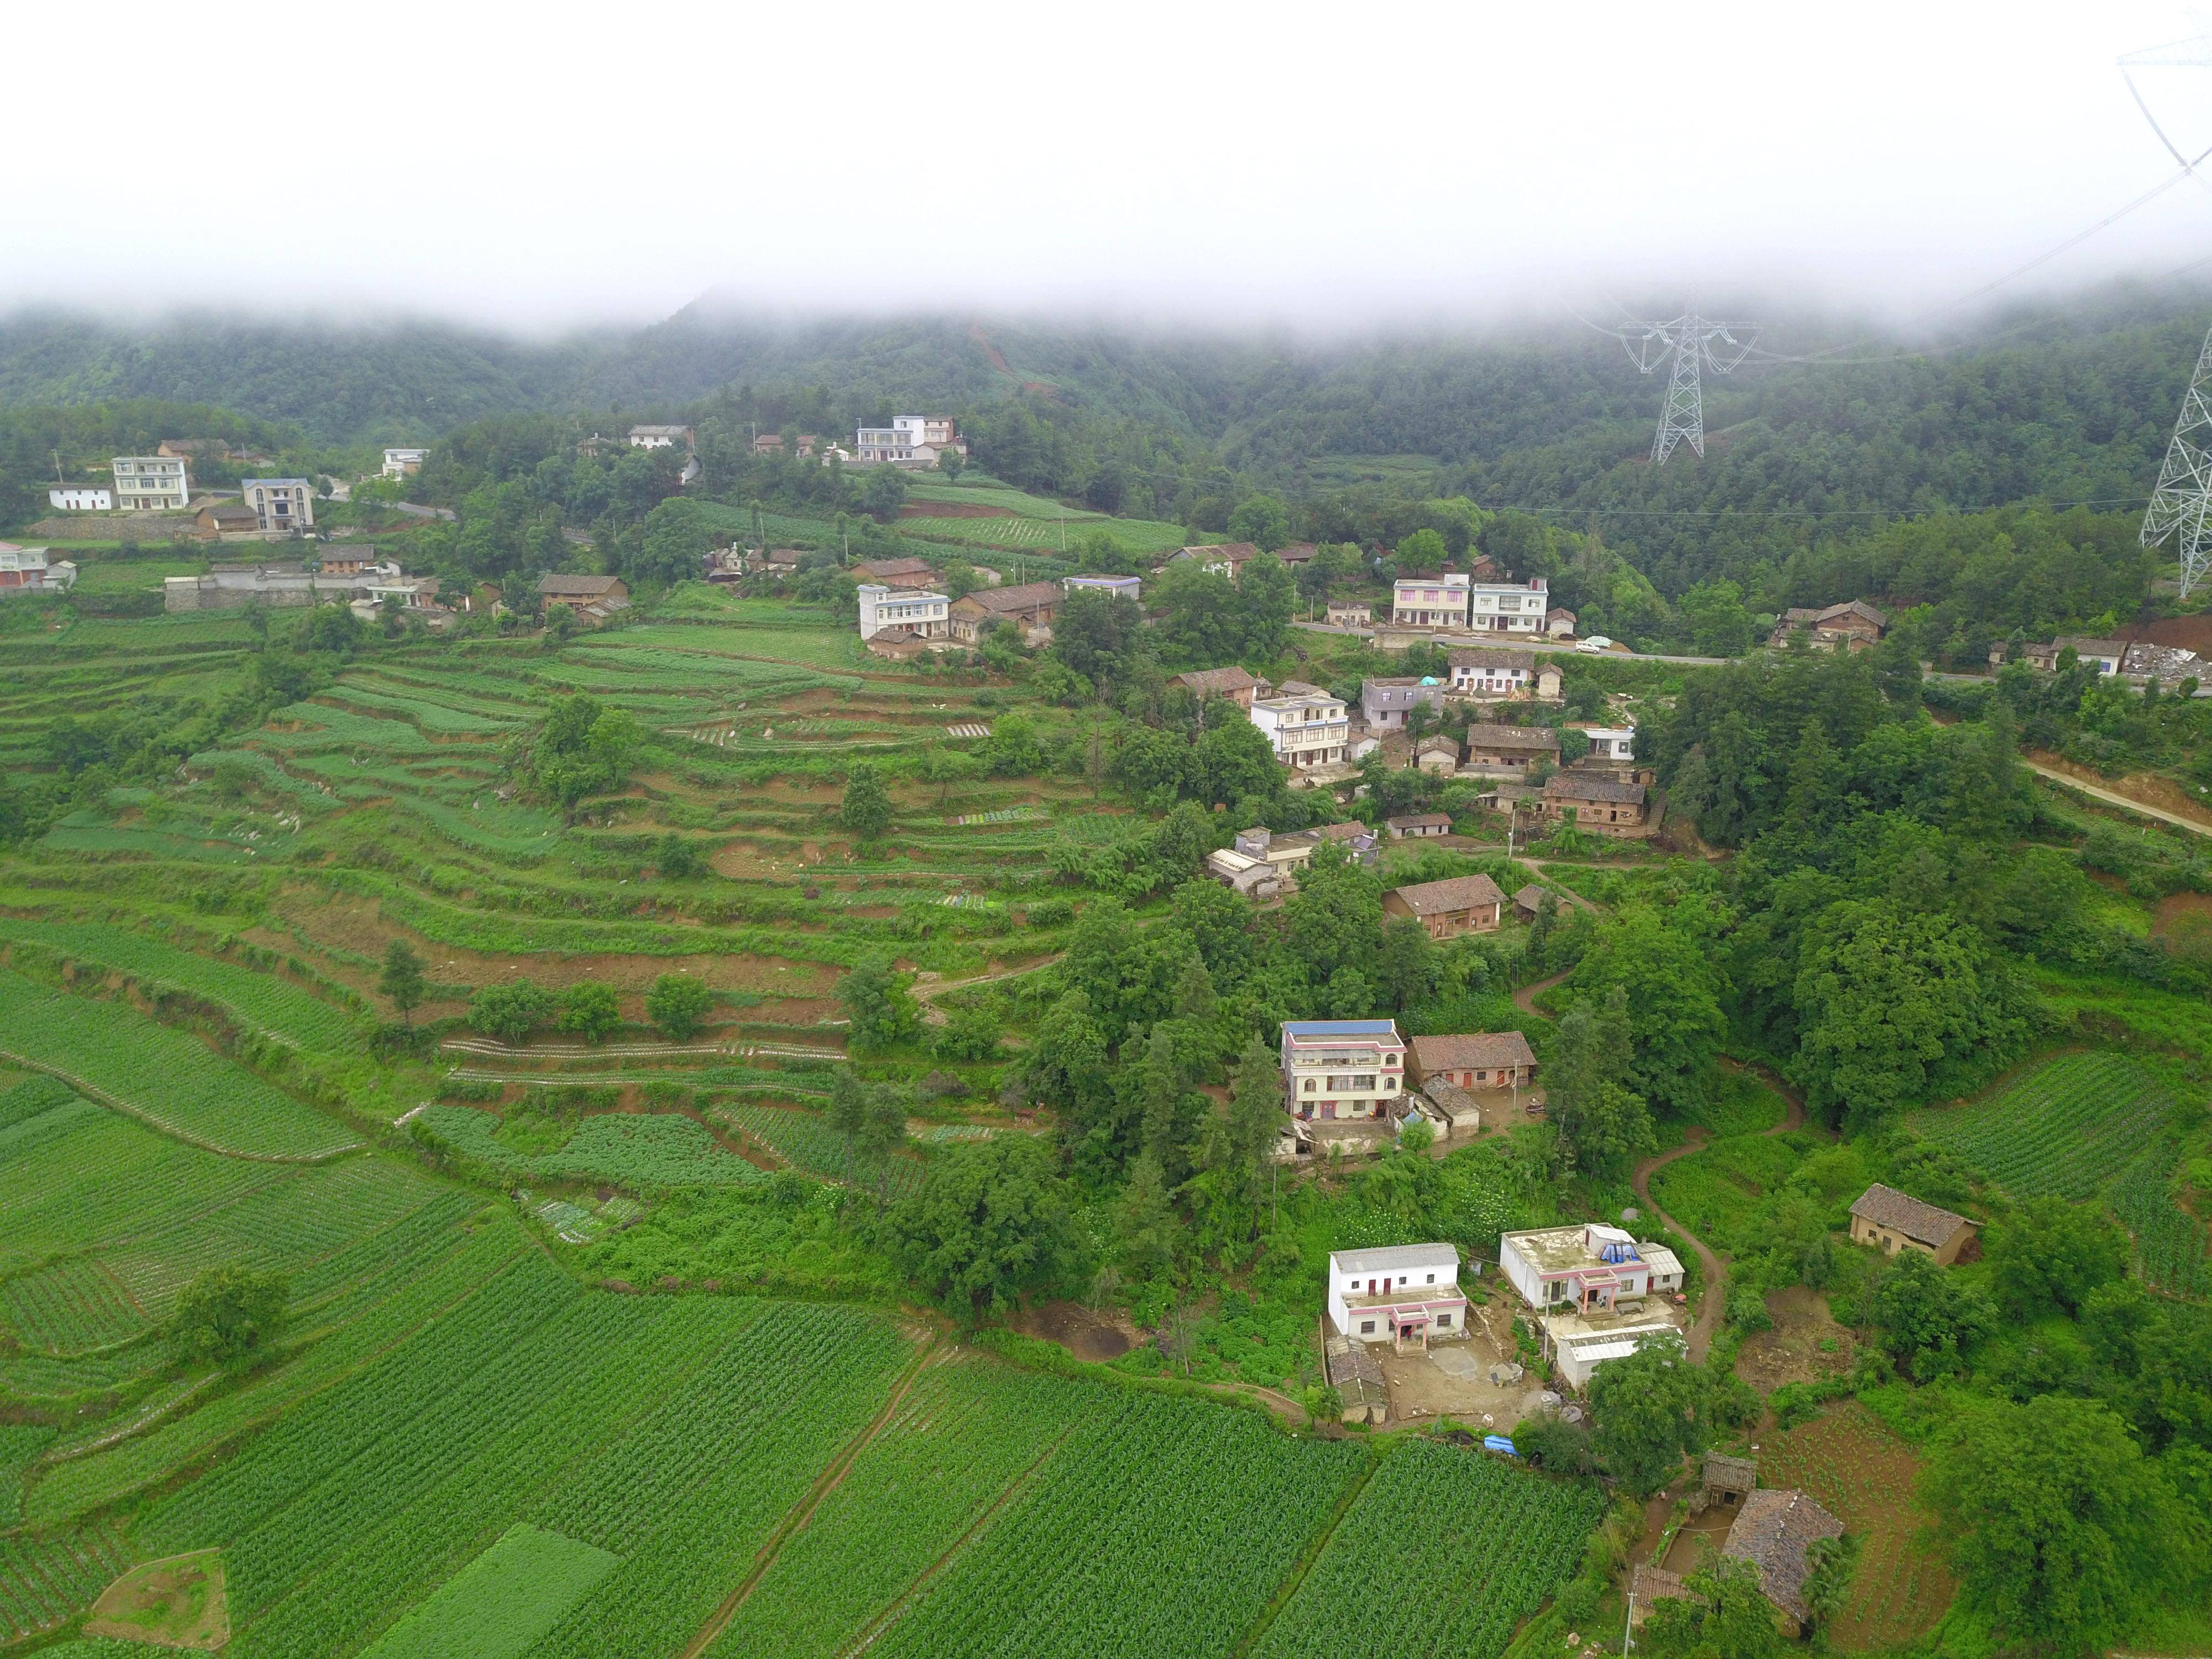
381, 447, 429, 478
1466, 577, 1550, 635
1062, 573, 1141, 601
1392, 572, 1469, 628
48, 484, 112, 511
0, 544, 73, 594
856, 582, 951, 641
1447, 648, 1562, 699
1326, 1243, 1469, 1351
1500, 1223, 1658, 1315
111, 456, 191, 512
854, 416, 965, 466
1546, 1318, 1684, 1391
241, 479, 315, 534
628, 425, 695, 450
1280, 1018, 1405, 1123
1572, 723, 1637, 763
1248, 683, 1350, 771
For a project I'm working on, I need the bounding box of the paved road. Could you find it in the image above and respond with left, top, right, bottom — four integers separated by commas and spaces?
1290, 622, 1728, 667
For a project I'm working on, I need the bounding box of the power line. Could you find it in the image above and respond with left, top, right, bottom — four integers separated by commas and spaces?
1619, 316, 1759, 462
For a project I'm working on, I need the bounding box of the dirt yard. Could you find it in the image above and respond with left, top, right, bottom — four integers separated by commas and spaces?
1376, 1294, 1554, 1429
86, 1551, 228, 1650
1018, 1300, 1135, 1361
1733, 1285, 1856, 1393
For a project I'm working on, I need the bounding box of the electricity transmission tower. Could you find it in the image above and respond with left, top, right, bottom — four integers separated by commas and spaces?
2142, 322, 2212, 598
1619, 316, 1759, 463
2122, 25, 2212, 597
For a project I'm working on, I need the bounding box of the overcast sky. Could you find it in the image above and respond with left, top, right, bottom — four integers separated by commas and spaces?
10, 1, 2212, 335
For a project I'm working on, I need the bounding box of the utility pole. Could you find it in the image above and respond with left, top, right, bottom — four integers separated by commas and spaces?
1619, 315, 1759, 462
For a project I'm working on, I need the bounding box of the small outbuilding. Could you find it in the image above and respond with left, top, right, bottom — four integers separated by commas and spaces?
1848, 1185, 1978, 1265
1724, 1488, 1845, 1635
1701, 1450, 1758, 1510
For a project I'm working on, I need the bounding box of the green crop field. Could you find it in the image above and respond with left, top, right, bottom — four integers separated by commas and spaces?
0, 971, 359, 1159
357, 1525, 617, 1659
1910, 1051, 2177, 1200
418, 1105, 769, 1191
721, 1103, 925, 1200
1252, 1443, 1604, 1658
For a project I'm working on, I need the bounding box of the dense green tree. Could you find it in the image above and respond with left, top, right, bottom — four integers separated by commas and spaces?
838, 956, 921, 1052
556, 981, 620, 1044
1794, 900, 2031, 1128
884, 1135, 1068, 1326
1566, 906, 1726, 1114
469, 979, 555, 1043
1588, 1333, 1707, 1494
1227, 493, 1291, 551
644, 973, 714, 1041
838, 761, 895, 838
656, 833, 706, 880
860, 466, 909, 521
171, 1266, 289, 1362
378, 940, 427, 1028
1927, 1396, 2207, 1656
1376, 916, 1438, 1012
1874, 1249, 1996, 1378
1986, 1198, 2131, 1319
525, 695, 643, 810
1635, 1557, 1787, 1659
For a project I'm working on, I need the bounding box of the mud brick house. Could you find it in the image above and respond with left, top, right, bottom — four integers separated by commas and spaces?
1383, 874, 1505, 938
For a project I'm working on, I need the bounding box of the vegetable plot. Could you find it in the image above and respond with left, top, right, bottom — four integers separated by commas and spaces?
1909, 1051, 2173, 1201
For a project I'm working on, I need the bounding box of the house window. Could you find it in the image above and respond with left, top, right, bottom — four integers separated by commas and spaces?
1436, 1313, 1452, 1327
1360, 1319, 1375, 1334
1425, 1273, 1435, 1284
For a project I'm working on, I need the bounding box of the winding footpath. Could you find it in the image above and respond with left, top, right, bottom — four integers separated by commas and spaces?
1629, 1062, 1809, 1363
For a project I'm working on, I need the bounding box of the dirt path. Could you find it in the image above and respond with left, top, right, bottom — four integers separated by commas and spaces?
1512, 968, 1573, 1018
1629, 1067, 1808, 1363
2021, 758, 2212, 838
674, 1340, 942, 1659
910, 954, 1062, 1027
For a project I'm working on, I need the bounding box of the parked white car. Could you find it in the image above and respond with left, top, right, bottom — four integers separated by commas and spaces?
1575, 635, 1614, 654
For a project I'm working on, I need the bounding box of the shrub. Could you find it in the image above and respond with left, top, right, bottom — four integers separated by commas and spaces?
557, 982, 621, 1044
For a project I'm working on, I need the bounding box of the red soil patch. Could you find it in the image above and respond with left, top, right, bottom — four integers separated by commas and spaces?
2127, 612, 2212, 656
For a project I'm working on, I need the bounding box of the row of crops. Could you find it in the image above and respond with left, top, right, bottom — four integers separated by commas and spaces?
1253, 1442, 1605, 1658
0, 917, 365, 1052
1910, 1051, 2207, 1294
719, 1103, 926, 1201
0, 969, 359, 1160
0, 1522, 132, 1641
417, 1105, 769, 1191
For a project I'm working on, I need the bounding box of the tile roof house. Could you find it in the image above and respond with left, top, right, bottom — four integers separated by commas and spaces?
1386, 812, 1453, 839
1512, 883, 1551, 920
848, 555, 939, 588
1849, 1185, 1978, 1265
1175, 665, 1270, 707
1770, 599, 1888, 652
1383, 874, 1505, 938
1168, 542, 1261, 578
1462, 723, 1562, 773
1536, 774, 1650, 836
1723, 1489, 1845, 1630
538, 573, 628, 601
1408, 1031, 1536, 1090
949, 578, 1061, 643
1414, 734, 1462, 775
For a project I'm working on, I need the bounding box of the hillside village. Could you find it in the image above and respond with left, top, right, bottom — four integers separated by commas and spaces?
2, 333, 2211, 1659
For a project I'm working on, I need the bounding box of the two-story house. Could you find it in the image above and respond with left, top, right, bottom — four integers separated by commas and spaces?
857, 583, 952, 643
1571, 722, 1637, 764
1391, 572, 1469, 628
1248, 683, 1350, 771
1768, 600, 1886, 651
1326, 1243, 1468, 1352
628, 425, 696, 450
1465, 576, 1550, 634
382, 447, 429, 478
1447, 647, 1559, 697
1536, 774, 1650, 836
241, 478, 315, 534
1360, 676, 1444, 730
111, 456, 191, 512
1280, 1018, 1406, 1123
854, 416, 966, 466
